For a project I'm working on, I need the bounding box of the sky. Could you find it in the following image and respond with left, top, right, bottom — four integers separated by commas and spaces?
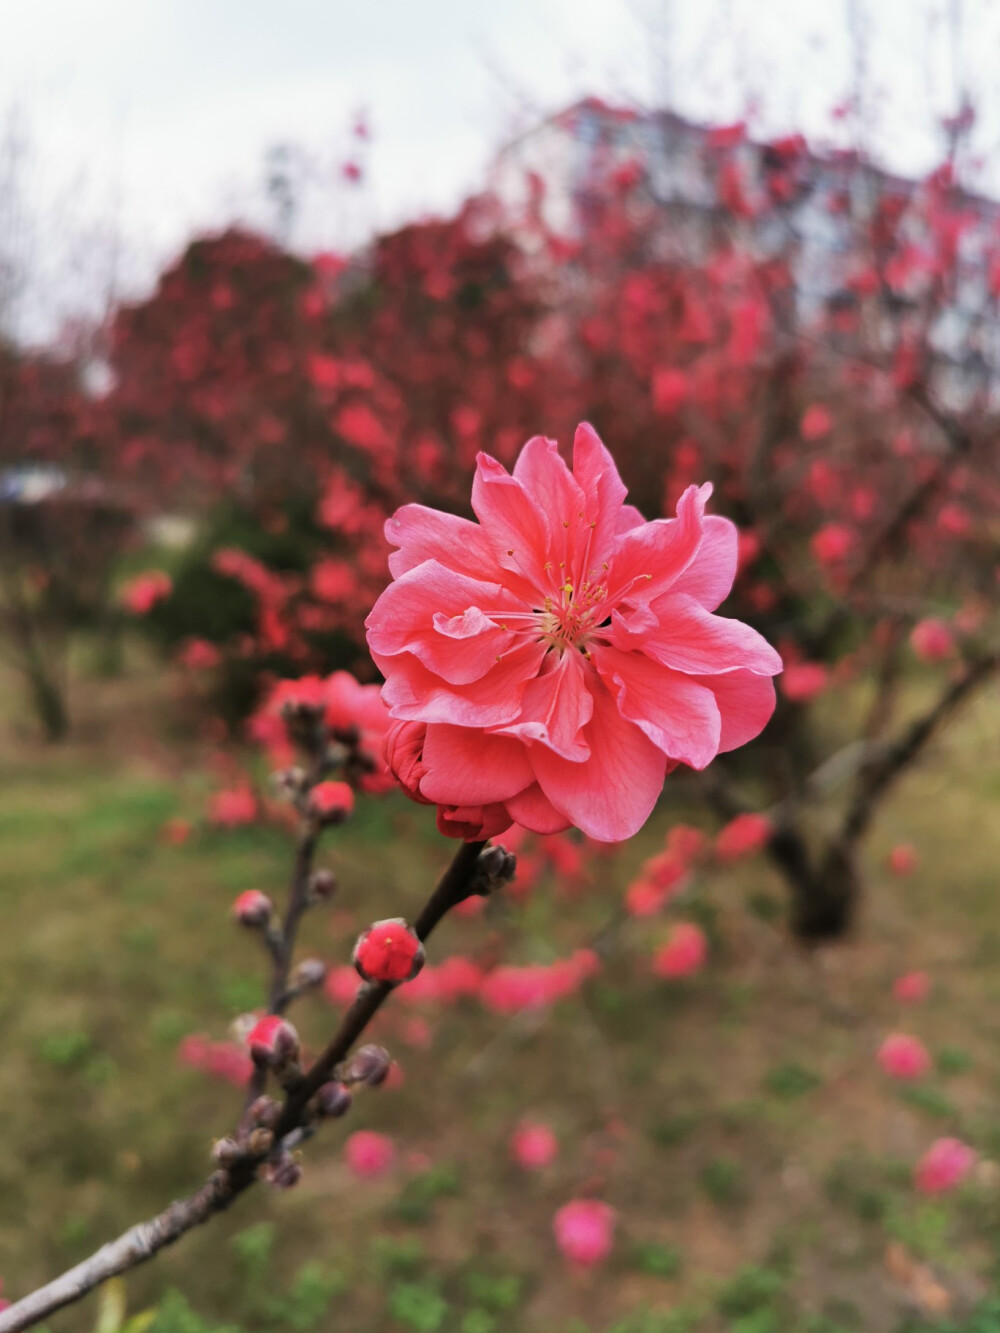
2, 0, 999, 341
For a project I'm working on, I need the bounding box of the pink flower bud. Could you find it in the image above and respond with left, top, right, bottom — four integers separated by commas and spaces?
888, 844, 919, 876
344, 1129, 395, 1179
309, 780, 355, 824
893, 971, 930, 1004
914, 1137, 975, 1194
878, 1033, 931, 1081
231, 890, 273, 928
247, 1015, 300, 1066
353, 919, 425, 985
652, 922, 708, 979
553, 1199, 616, 1268
716, 812, 772, 862
811, 522, 853, 566
910, 617, 955, 663
781, 662, 830, 703
510, 1121, 559, 1170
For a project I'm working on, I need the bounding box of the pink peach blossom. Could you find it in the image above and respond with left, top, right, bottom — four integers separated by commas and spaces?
367, 427, 781, 842
344, 1130, 396, 1179
878, 1033, 932, 1081
781, 661, 830, 703
914, 1138, 975, 1194
893, 971, 931, 1004
177, 638, 221, 671
652, 922, 708, 979
716, 811, 772, 861
800, 404, 833, 440
208, 786, 257, 828
121, 570, 172, 615
511, 1121, 559, 1170
910, 618, 955, 663
888, 844, 919, 876
553, 1199, 616, 1267
811, 523, 853, 566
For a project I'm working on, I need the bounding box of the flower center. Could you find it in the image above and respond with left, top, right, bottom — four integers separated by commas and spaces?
537, 579, 608, 653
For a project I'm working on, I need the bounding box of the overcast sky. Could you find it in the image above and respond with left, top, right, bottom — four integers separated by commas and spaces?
3, 0, 1000, 341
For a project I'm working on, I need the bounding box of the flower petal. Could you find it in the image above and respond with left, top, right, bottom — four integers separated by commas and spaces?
366, 560, 523, 685
377, 639, 547, 727
385, 504, 498, 581
606, 482, 712, 607
592, 645, 721, 769
419, 724, 535, 804
572, 422, 628, 568
615, 593, 783, 676
668, 515, 738, 611
505, 782, 572, 835
691, 668, 777, 752
492, 649, 593, 761
471, 452, 553, 601
530, 677, 667, 841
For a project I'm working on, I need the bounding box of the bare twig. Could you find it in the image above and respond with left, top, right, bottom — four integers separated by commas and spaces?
0, 838, 489, 1333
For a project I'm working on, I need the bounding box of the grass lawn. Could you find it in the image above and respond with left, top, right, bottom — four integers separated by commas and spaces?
2, 656, 1000, 1333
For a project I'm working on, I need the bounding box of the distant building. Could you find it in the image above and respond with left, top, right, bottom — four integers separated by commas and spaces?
490, 98, 1000, 407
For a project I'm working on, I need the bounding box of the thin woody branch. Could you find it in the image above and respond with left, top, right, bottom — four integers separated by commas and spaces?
0, 838, 495, 1333
839, 648, 1000, 846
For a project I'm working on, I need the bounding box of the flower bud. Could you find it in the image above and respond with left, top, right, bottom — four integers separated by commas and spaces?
247, 1095, 282, 1129
231, 890, 274, 928
309, 780, 355, 825
247, 1015, 300, 1066
471, 845, 518, 896
292, 957, 328, 990
330, 723, 361, 748
247, 1127, 275, 1156
275, 766, 308, 798
264, 1152, 302, 1189
309, 868, 338, 900
315, 1080, 353, 1118
353, 919, 425, 985
342, 1043, 392, 1088
212, 1136, 242, 1165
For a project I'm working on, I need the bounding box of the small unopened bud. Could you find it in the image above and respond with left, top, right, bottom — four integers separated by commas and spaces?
212, 1136, 242, 1166
291, 957, 327, 990
247, 1095, 281, 1129
471, 846, 517, 896
247, 1127, 275, 1156
309, 780, 355, 825
309, 868, 338, 900
275, 767, 308, 798
247, 1015, 300, 1066
315, 1080, 353, 1118
353, 918, 424, 985
264, 1152, 302, 1189
231, 890, 273, 928
330, 723, 361, 748
342, 1043, 392, 1088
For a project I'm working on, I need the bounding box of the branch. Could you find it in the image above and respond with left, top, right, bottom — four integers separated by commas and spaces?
0, 838, 490, 1333
839, 649, 1000, 846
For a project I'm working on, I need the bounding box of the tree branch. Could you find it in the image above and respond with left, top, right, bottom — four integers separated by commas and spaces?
0, 838, 489, 1333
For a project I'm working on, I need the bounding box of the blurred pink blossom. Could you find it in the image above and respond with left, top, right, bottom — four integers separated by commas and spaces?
914, 1138, 975, 1194
553, 1199, 616, 1268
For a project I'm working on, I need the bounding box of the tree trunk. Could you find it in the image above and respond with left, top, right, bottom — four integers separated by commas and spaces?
766, 822, 862, 944
26, 659, 70, 742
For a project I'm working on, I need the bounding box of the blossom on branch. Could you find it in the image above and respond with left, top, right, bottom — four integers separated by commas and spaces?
368, 426, 781, 842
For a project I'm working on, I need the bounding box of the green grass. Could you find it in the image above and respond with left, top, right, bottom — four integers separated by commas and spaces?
1, 663, 1000, 1330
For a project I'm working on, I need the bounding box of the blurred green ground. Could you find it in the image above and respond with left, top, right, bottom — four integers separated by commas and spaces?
2, 653, 1000, 1333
